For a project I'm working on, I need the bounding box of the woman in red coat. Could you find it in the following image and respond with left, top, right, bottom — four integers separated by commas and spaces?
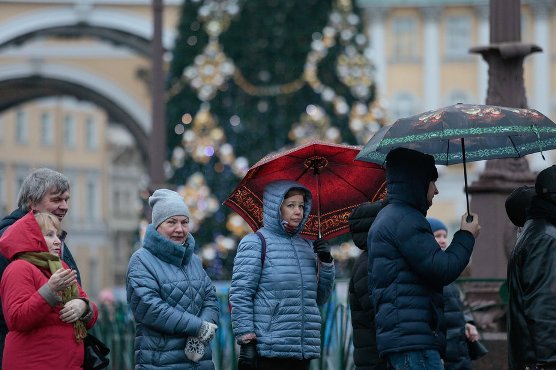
0, 211, 98, 370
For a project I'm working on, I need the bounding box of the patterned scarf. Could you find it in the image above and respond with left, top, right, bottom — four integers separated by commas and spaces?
17, 252, 87, 342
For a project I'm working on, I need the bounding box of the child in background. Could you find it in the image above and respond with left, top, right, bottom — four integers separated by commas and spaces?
427, 217, 480, 370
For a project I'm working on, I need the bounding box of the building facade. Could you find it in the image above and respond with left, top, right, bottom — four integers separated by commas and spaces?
358, 0, 556, 235
0, 0, 183, 297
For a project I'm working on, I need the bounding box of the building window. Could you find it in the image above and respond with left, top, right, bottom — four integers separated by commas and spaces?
40, 112, 54, 147
15, 168, 28, 196
15, 109, 28, 145
391, 16, 418, 61
0, 116, 4, 143
63, 114, 76, 148
391, 92, 417, 120
85, 117, 97, 150
86, 178, 99, 220
445, 16, 471, 59
64, 171, 78, 221
521, 13, 530, 43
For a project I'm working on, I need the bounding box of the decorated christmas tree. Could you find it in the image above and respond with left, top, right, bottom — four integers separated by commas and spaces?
165, 0, 385, 279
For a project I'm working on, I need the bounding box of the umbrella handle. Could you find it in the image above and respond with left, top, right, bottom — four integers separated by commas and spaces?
461, 138, 474, 223
315, 171, 322, 238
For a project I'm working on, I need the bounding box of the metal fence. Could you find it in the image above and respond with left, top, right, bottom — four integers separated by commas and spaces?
91, 289, 354, 370
94, 279, 506, 370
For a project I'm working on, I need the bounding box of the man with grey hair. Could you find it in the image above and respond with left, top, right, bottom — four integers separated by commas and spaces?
0, 168, 81, 368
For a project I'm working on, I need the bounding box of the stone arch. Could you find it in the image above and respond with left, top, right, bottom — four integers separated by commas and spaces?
0, 6, 176, 56
0, 62, 149, 161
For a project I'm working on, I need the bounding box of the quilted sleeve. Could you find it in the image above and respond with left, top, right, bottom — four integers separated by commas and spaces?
229, 233, 263, 338
126, 253, 203, 337
397, 215, 475, 285
316, 258, 335, 305
0, 262, 54, 331
198, 262, 219, 325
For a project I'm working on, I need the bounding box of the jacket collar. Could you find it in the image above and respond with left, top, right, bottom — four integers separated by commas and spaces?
143, 224, 195, 266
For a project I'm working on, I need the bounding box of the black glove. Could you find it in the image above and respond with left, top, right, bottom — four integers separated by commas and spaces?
313, 238, 333, 263
237, 342, 257, 370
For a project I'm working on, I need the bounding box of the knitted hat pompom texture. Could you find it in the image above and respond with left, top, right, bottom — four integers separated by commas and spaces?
427, 217, 447, 233
149, 189, 190, 229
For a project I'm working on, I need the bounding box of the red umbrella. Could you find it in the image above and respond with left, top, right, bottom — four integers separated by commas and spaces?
224, 140, 387, 240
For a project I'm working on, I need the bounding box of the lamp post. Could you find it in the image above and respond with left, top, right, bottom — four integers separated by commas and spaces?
149, 0, 166, 188
468, 0, 540, 278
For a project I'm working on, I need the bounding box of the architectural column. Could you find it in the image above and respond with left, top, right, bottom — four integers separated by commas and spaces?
532, 0, 551, 115
422, 6, 441, 111
475, 5, 489, 105
469, 0, 540, 279
530, 0, 553, 171
149, 0, 167, 188
365, 6, 388, 98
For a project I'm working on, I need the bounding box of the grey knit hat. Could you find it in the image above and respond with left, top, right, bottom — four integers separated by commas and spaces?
149, 189, 190, 229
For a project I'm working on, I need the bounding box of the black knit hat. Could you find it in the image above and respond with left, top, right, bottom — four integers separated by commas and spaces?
535, 165, 556, 196
505, 185, 534, 227
386, 147, 438, 183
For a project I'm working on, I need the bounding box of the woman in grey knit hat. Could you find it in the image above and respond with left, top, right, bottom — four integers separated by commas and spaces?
126, 189, 219, 370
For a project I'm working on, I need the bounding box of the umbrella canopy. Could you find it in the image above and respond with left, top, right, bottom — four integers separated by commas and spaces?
357, 103, 556, 165
224, 140, 386, 240
356, 103, 556, 218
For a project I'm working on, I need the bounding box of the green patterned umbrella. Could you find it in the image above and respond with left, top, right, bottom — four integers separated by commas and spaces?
356, 103, 556, 219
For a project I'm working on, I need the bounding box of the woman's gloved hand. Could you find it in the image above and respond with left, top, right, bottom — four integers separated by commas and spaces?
197, 321, 218, 344
184, 337, 204, 362
313, 238, 333, 263
237, 341, 257, 370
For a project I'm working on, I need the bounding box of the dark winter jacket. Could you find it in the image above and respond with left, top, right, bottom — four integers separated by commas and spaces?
348, 201, 387, 370
367, 148, 475, 357
507, 196, 556, 370
0, 208, 81, 369
443, 283, 472, 370
126, 224, 219, 370
229, 180, 335, 360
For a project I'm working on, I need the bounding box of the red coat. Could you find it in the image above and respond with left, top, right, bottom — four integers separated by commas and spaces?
0, 211, 98, 370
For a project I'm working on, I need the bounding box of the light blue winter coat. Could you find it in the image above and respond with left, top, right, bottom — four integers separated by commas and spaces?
229, 180, 335, 360
126, 225, 219, 370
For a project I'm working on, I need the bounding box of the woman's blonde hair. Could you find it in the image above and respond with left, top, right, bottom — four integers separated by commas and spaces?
34, 212, 61, 235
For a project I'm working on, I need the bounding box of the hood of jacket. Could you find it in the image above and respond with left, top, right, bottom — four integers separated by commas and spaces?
385, 148, 438, 215
348, 200, 383, 251
262, 180, 312, 236
0, 211, 49, 260
142, 224, 195, 266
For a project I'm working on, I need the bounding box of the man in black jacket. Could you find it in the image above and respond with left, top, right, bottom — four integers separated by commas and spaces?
507, 165, 556, 370
0, 168, 81, 368
368, 148, 480, 370
348, 200, 387, 370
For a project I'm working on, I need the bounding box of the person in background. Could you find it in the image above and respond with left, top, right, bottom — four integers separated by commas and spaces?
0, 168, 80, 368
507, 166, 556, 370
347, 200, 387, 370
368, 148, 480, 370
427, 217, 480, 370
229, 180, 335, 370
126, 189, 219, 370
505, 185, 535, 233
0, 211, 97, 369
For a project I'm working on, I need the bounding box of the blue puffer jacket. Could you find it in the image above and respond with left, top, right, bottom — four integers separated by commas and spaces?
126, 225, 219, 370
229, 180, 335, 360
368, 151, 475, 357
